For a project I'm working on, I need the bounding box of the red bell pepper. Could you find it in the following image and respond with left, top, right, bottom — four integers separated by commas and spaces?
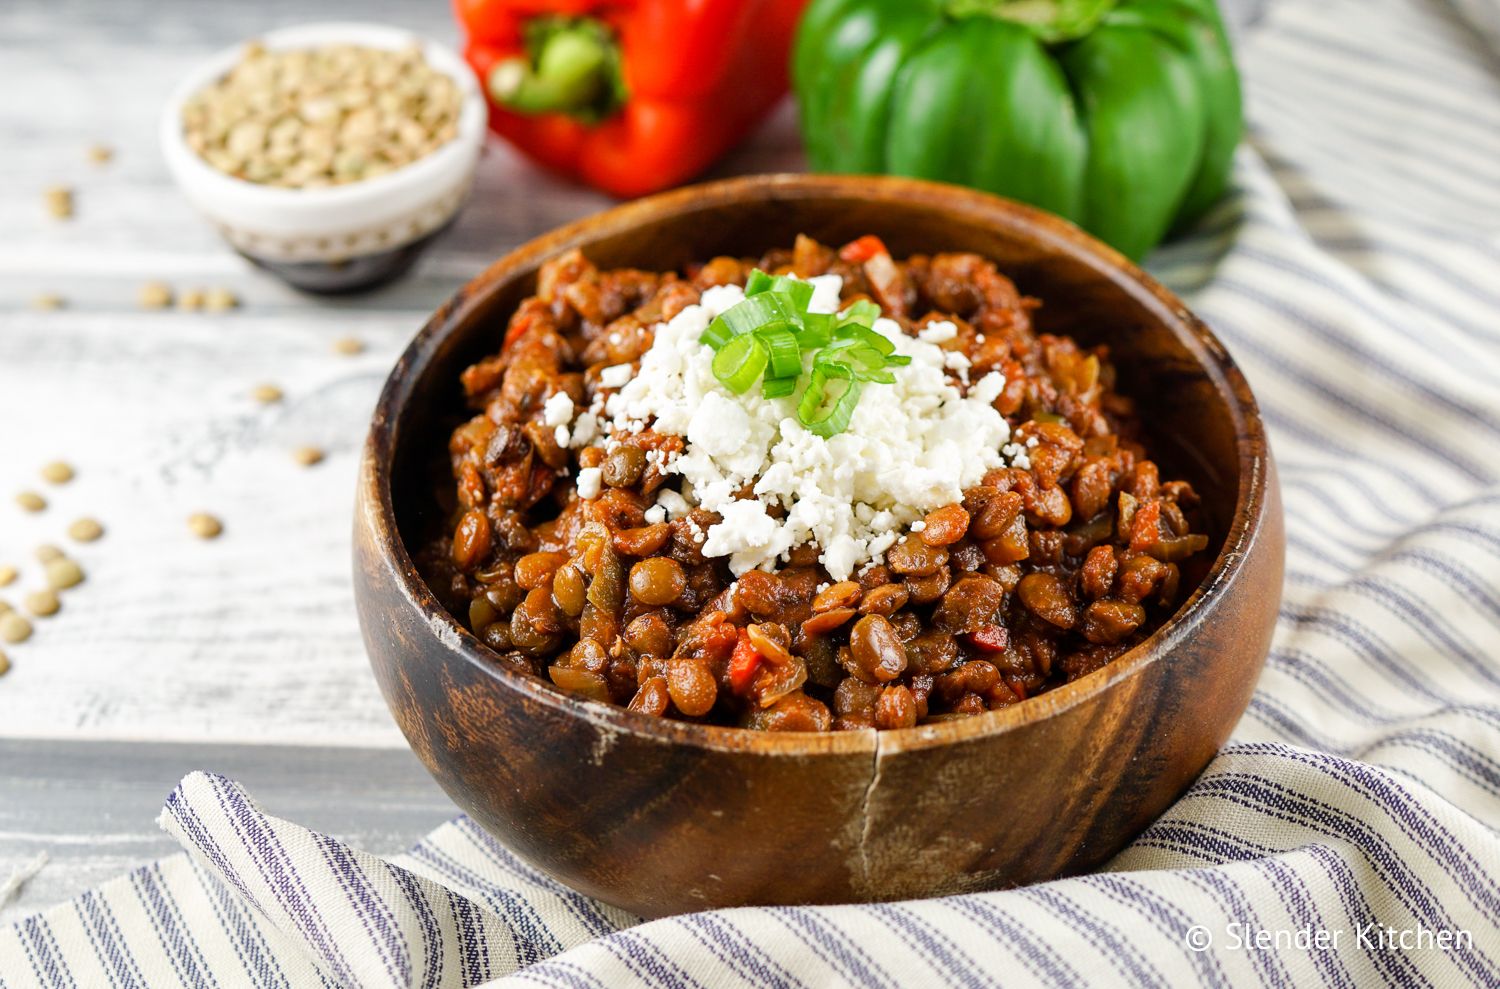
727, 630, 762, 694
454, 0, 806, 198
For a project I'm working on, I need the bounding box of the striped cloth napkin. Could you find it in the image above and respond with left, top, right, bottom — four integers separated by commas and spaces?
5, 0, 1499, 985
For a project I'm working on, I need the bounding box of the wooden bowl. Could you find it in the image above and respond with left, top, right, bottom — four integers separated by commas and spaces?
354, 174, 1283, 918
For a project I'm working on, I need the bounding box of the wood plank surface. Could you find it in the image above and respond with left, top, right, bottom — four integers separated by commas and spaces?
0, 739, 454, 922
0, 0, 800, 747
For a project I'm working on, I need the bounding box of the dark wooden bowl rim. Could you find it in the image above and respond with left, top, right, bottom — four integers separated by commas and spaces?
364, 174, 1268, 760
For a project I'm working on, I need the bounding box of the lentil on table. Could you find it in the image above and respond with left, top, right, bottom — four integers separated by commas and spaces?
422, 236, 1211, 732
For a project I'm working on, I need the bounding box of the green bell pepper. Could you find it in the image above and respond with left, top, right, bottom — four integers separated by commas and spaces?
792, 0, 1242, 259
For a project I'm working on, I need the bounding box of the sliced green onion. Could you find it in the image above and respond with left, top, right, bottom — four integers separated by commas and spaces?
744, 268, 815, 310
744, 269, 774, 296
761, 375, 797, 398
757, 324, 803, 378
712, 333, 768, 393
700, 319, 735, 351
840, 299, 881, 327
795, 312, 834, 349
697, 264, 920, 436
702, 293, 801, 351
833, 320, 896, 356
798, 364, 863, 438
819, 338, 885, 367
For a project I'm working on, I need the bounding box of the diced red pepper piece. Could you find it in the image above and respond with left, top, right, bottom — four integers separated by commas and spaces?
1129, 500, 1163, 552
838, 235, 889, 264
968, 625, 1010, 652
728, 631, 762, 694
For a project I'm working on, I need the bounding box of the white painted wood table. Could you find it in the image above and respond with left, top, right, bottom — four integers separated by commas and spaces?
0, 0, 801, 921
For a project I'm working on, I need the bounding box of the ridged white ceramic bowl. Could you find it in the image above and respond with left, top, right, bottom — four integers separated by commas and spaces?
160, 21, 487, 293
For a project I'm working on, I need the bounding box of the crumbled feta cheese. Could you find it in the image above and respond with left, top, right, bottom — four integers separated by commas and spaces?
971, 371, 1005, 406
600, 363, 633, 388
590, 281, 1024, 581
568, 411, 599, 448
576, 467, 602, 500
644, 505, 666, 525
944, 350, 971, 384
918, 320, 958, 344
910, 520, 927, 533
554, 425, 570, 448
807, 275, 844, 315
543, 391, 574, 427
656, 489, 691, 519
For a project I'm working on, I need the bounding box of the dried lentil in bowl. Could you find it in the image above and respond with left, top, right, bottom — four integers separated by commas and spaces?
420, 236, 1212, 732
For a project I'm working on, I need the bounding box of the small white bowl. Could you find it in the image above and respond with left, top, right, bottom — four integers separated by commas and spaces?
161, 22, 487, 293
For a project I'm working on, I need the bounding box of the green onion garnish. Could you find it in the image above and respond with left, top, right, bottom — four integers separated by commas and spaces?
798, 363, 863, 438
712, 333, 769, 394
700, 269, 909, 436
762, 376, 798, 399
759, 325, 803, 379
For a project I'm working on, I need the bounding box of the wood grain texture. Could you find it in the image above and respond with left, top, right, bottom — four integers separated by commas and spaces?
0, 739, 453, 923
0, 0, 801, 747
355, 175, 1283, 917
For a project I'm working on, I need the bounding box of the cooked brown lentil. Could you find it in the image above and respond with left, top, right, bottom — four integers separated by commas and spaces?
421, 236, 1211, 731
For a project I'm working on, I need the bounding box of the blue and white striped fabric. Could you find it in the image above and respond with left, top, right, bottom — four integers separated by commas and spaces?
5, 0, 1499, 985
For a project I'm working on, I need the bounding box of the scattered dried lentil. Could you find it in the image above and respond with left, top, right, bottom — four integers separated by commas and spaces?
15, 491, 46, 512
139, 282, 173, 309
251, 383, 284, 404
44, 185, 73, 219
177, 288, 205, 311
332, 335, 364, 356
188, 512, 224, 539
292, 446, 325, 467
40, 461, 74, 484
0, 650, 9, 676
204, 287, 238, 312
24, 590, 59, 618
45, 558, 84, 590
0, 566, 16, 588
68, 518, 104, 542
31, 293, 65, 310
0, 612, 32, 644
182, 42, 462, 189
34, 545, 64, 564
88, 143, 114, 165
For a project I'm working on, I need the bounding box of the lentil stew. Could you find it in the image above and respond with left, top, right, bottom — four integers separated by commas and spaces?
420, 236, 1213, 732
